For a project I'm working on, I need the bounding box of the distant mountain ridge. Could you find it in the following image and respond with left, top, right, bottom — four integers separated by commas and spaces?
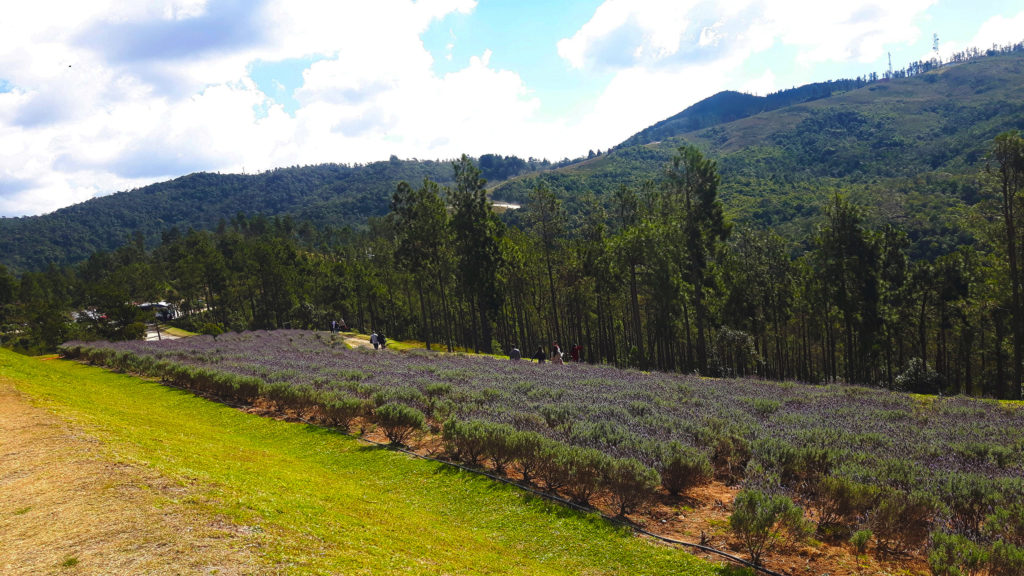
617, 78, 871, 148
0, 160, 455, 271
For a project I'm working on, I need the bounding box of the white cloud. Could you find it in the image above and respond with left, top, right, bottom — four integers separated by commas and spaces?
559, 0, 934, 72
970, 11, 1024, 51
742, 69, 776, 96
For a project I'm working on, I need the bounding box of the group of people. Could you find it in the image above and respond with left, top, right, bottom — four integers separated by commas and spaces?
508, 342, 582, 364
370, 331, 387, 349
329, 319, 348, 334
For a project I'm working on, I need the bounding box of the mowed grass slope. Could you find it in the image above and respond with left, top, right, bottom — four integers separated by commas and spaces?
0, 349, 735, 575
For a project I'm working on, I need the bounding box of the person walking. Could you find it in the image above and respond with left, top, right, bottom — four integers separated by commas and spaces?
509, 345, 522, 361
571, 343, 582, 363
371, 331, 379, 350
379, 333, 387, 349
534, 346, 546, 363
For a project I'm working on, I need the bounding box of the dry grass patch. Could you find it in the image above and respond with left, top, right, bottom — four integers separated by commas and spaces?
0, 376, 259, 575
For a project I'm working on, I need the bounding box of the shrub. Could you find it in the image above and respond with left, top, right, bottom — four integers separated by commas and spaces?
985, 503, 1024, 545
941, 472, 1006, 537
481, 422, 518, 474
814, 476, 878, 529
509, 431, 547, 485
428, 397, 457, 422
372, 387, 426, 411
572, 421, 631, 450
658, 441, 713, 496
539, 404, 577, 433
57, 344, 81, 359
443, 419, 519, 473
605, 458, 660, 516
990, 541, 1024, 576
627, 401, 651, 417
752, 438, 798, 483
928, 531, 988, 576
374, 403, 425, 445
442, 419, 489, 465
894, 357, 940, 393
711, 431, 751, 483
748, 398, 781, 417
534, 441, 572, 492
559, 446, 610, 505
870, 489, 937, 553
850, 529, 872, 554
262, 381, 304, 409
952, 441, 1019, 469
729, 489, 814, 566
424, 382, 452, 397
198, 322, 225, 336
321, 395, 369, 432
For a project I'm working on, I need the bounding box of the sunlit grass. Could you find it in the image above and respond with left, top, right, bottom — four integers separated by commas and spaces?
159, 325, 197, 338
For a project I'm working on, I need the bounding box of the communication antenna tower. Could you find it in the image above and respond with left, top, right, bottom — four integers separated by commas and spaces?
887, 52, 893, 78
933, 33, 940, 56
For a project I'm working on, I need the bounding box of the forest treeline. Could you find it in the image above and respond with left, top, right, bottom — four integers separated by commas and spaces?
3, 132, 1024, 399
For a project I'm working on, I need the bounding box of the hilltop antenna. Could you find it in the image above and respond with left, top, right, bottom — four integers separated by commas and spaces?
933, 33, 940, 60
887, 52, 893, 78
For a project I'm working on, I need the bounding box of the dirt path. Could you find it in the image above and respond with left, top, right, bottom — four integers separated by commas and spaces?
342, 335, 372, 349
144, 324, 181, 342
0, 377, 259, 575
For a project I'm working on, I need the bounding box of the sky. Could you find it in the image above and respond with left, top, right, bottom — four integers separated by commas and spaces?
1, 1, 1023, 217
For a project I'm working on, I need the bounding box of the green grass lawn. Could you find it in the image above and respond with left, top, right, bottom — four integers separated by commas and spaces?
1, 349, 742, 575
159, 325, 197, 338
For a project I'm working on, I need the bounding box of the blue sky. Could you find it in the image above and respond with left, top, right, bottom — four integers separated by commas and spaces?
1, 0, 1023, 216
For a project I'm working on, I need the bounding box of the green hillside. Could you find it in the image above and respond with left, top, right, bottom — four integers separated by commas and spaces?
617, 78, 871, 149
493, 51, 1024, 258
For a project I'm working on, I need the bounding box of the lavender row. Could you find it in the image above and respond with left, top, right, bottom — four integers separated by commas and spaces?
62, 331, 1024, 487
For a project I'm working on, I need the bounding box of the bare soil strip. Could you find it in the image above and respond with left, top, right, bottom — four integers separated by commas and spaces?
343, 336, 371, 349
0, 376, 259, 575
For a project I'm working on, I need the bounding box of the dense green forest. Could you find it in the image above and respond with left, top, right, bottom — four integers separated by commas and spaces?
3, 46, 1024, 399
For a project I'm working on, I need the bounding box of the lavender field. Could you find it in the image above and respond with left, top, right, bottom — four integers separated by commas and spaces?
61, 330, 1024, 562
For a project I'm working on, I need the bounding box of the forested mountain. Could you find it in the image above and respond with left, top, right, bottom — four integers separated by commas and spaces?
0, 154, 556, 272
0, 160, 445, 270
494, 50, 1024, 259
